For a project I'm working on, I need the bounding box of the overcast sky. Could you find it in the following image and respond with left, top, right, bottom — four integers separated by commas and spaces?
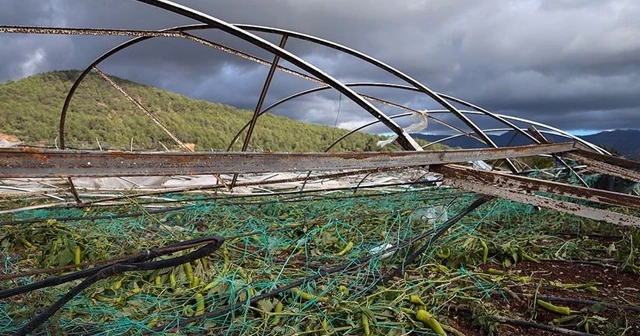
1, 0, 639, 136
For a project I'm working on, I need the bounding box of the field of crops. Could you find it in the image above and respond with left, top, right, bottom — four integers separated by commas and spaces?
1, 182, 639, 335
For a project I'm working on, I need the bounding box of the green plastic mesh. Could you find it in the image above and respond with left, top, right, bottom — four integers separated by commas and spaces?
0, 181, 635, 335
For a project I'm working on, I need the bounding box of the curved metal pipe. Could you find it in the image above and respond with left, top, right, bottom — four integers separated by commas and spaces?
133, 0, 420, 151
226, 82, 603, 155
235, 25, 509, 165
59, 17, 605, 157
421, 127, 578, 148
227, 84, 479, 152
59, 18, 498, 160
58, 24, 210, 149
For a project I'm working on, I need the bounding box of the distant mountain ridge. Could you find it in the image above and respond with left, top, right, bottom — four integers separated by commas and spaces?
412, 130, 640, 159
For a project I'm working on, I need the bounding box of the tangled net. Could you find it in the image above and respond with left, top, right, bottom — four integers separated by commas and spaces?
3, 168, 633, 335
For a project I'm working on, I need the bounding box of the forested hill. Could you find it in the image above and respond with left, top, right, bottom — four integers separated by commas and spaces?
0, 70, 430, 152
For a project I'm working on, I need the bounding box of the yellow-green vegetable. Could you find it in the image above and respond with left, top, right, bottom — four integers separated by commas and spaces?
552, 315, 578, 324
271, 301, 284, 326
537, 299, 571, 316
169, 271, 177, 288
94, 295, 122, 303
190, 276, 199, 289
111, 279, 123, 291
337, 241, 354, 256
480, 240, 488, 263
321, 319, 329, 333
194, 293, 205, 316
338, 285, 349, 296
73, 245, 81, 265
432, 264, 451, 274
487, 268, 505, 275
203, 277, 223, 292
362, 313, 371, 335
401, 307, 416, 315
519, 250, 539, 263
292, 287, 327, 302
146, 317, 159, 328
20, 238, 35, 249
415, 309, 446, 335
409, 295, 426, 306
237, 267, 248, 279
436, 247, 451, 259
222, 246, 230, 268
130, 281, 141, 295
200, 258, 209, 270
183, 262, 193, 283
550, 281, 602, 290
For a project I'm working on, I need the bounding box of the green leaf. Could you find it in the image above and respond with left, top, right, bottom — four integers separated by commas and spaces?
257, 298, 276, 314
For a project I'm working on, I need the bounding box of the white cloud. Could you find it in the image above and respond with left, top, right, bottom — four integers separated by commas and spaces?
20, 48, 46, 77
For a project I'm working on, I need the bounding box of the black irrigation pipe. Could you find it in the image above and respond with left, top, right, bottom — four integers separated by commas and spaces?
154, 194, 489, 332
0, 236, 224, 336
4, 194, 484, 334
1, 196, 460, 282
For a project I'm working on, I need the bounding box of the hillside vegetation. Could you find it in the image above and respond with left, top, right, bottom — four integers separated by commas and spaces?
0, 71, 437, 152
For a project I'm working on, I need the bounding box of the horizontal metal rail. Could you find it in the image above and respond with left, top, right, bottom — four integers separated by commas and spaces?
567, 152, 640, 183
432, 164, 640, 210
0, 143, 579, 178
434, 165, 640, 228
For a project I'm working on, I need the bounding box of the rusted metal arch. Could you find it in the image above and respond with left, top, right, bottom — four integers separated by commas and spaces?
58, 23, 322, 150
67, 1, 422, 151
227, 84, 475, 152
234, 24, 518, 170
55, 13, 508, 168
55, 6, 602, 161
438, 93, 608, 155
58, 24, 214, 149
422, 127, 581, 149
225, 82, 605, 154
52, 25, 511, 157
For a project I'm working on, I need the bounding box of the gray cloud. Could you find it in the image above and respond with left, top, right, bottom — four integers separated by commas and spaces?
1, 0, 639, 136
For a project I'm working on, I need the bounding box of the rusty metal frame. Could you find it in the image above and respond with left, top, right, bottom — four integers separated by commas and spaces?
0, 142, 579, 178
0, 23, 609, 157
0, 2, 638, 232
433, 164, 640, 227
1, 24, 603, 163
134, 0, 422, 152
566, 152, 640, 183
231, 34, 289, 187
432, 164, 640, 210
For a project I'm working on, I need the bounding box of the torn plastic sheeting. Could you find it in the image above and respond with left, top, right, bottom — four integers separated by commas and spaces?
377, 110, 428, 148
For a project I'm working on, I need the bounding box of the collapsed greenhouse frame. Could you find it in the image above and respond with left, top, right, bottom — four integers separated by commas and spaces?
1, 1, 640, 335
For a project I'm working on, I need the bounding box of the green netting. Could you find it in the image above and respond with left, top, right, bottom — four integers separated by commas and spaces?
0, 184, 636, 335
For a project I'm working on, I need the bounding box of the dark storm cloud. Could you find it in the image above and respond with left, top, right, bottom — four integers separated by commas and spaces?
1, 0, 639, 134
